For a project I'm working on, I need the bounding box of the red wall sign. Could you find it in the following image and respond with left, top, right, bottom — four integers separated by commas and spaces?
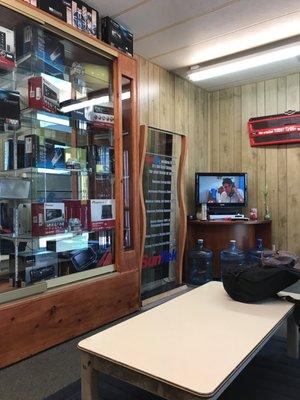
248, 111, 300, 146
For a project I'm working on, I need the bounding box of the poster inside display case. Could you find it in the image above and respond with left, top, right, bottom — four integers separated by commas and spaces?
140, 126, 187, 299
0, 5, 116, 301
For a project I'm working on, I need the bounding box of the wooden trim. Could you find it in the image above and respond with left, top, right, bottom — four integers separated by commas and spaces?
117, 54, 140, 272
139, 125, 148, 269
177, 135, 188, 284
0, 269, 140, 368
142, 285, 188, 308
0, 0, 118, 58
113, 58, 123, 272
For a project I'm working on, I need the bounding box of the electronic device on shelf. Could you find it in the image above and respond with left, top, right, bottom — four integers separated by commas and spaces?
0, 203, 13, 233
84, 105, 114, 129
87, 144, 113, 174
209, 214, 249, 221
18, 203, 32, 234
7, 139, 25, 169
21, 1, 99, 37
0, 26, 15, 71
9, 250, 58, 284
71, 0, 99, 37
70, 246, 98, 272
64, 200, 88, 231
28, 76, 60, 113
32, 202, 65, 236
101, 17, 133, 56
0, 89, 21, 132
16, 24, 65, 76
195, 172, 248, 216
87, 199, 115, 230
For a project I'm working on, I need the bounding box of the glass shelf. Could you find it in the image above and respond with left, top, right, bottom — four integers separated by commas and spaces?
0, 228, 114, 241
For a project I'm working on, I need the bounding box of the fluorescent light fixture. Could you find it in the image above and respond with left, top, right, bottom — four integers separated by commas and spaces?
36, 111, 70, 126
60, 91, 130, 113
36, 168, 71, 175
188, 44, 300, 81
60, 95, 109, 113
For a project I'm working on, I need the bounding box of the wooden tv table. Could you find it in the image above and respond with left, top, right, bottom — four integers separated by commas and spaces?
187, 219, 272, 279
78, 282, 299, 400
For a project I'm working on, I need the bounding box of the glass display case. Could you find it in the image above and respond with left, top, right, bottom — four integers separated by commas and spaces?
0, 1, 139, 370
0, 6, 117, 299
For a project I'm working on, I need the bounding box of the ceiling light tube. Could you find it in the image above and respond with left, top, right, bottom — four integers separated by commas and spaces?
188, 44, 300, 81
60, 95, 110, 113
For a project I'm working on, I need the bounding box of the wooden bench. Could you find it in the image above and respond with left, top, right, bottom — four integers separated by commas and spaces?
78, 281, 299, 399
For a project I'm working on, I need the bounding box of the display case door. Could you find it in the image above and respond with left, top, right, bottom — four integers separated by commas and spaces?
140, 126, 187, 299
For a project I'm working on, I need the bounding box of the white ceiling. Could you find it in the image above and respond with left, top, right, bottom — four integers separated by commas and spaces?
90, 0, 300, 89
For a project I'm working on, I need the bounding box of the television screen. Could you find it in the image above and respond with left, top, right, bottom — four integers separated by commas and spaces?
196, 173, 247, 206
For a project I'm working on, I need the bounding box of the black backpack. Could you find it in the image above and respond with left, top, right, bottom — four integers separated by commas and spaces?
222, 265, 300, 325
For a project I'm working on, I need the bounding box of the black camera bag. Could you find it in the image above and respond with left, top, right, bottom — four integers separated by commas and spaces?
222, 265, 300, 325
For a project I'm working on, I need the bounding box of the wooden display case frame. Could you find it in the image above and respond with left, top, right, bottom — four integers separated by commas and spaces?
0, 0, 140, 368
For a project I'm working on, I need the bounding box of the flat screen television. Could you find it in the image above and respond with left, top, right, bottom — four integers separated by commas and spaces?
195, 172, 248, 210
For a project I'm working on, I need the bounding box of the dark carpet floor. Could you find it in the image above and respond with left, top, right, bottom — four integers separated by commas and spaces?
46, 336, 300, 400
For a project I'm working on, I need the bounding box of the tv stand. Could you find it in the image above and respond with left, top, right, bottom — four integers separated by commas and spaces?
186, 219, 272, 279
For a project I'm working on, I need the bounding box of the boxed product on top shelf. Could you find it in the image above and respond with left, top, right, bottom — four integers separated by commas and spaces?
101, 17, 133, 56
22, 0, 99, 38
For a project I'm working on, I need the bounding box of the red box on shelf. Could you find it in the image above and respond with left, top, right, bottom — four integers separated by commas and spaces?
28, 76, 60, 113
64, 199, 88, 231
32, 203, 65, 236
87, 199, 115, 231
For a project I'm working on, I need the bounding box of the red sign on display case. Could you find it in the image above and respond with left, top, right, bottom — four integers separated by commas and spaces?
248, 110, 300, 147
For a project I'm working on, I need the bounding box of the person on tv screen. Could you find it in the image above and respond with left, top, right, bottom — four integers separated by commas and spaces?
220, 178, 244, 203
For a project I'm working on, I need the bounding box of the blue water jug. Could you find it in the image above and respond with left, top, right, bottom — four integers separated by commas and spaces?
187, 239, 213, 285
247, 238, 273, 265
220, 240, 246, 278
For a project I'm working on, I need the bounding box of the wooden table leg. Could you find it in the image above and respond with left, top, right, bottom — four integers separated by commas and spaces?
287, 314, 299, 359
81, 352, 99, 400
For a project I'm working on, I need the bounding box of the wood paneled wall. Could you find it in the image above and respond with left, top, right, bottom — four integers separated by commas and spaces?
138, 56, 299, 253
208, 74, 300, 254
137, 56, 209, 213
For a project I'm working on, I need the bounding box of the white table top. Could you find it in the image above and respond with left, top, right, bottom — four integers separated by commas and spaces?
78, 282, 293, 397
